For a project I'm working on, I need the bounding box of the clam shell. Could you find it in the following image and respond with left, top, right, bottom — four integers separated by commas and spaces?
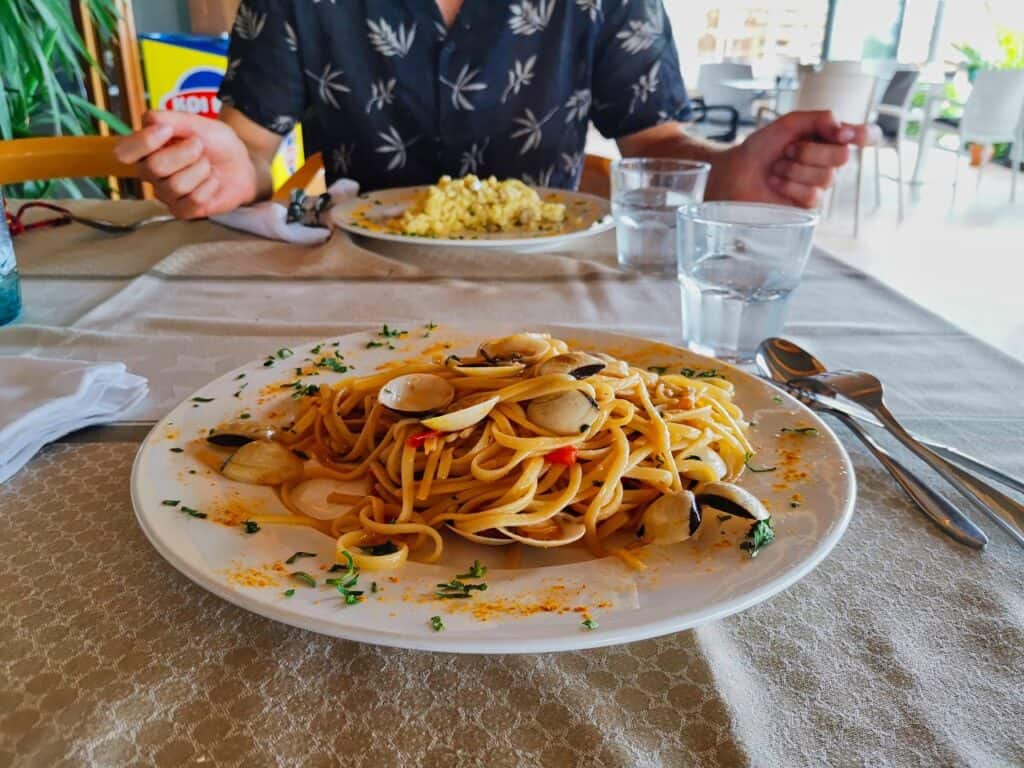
445, 523, 516, 546
290, 477, 366, 520
497, 513, 586, 548
478, 333, 551, 364
694, 482, 769, 520
526, 390, 600, 435
642, 490, 701, 545
538, 352, 606, 380
421, 395, 500, 432
378, 373, 455, 414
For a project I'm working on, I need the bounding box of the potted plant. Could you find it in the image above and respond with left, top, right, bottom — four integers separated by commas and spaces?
0, 0, 130, 197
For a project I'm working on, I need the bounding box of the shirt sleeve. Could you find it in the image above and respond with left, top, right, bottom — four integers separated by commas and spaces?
217, 0, 306, 135
590, 0, 691, 139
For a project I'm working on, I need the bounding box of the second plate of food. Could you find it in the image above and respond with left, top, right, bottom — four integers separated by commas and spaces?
132, 325, 855, 653
331, 176, 613, 249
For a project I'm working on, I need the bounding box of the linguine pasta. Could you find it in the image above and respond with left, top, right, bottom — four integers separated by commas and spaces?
201, 333, 759, 571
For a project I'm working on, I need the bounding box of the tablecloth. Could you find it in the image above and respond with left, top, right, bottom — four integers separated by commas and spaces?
1, 200, 1022, 767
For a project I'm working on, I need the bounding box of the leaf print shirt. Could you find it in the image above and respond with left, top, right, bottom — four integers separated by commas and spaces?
219, 0, 689, 190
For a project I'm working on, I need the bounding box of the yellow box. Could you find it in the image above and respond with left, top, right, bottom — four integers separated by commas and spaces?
139, 34, 304, 190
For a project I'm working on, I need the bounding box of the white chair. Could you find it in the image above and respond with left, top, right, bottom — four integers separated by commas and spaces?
696, 62, 757, 124
872, 68, 920, 221
923, 69, 1024, 203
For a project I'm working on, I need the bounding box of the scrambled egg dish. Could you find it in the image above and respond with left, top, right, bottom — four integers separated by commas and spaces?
387, 175, 567, 237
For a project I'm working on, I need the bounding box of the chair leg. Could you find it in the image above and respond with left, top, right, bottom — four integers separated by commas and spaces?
874, 145, 882, 210
854, 147, 864, 237
895, 140, 905, 222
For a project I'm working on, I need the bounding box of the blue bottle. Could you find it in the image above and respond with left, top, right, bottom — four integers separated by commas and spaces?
0, 192, 22, 326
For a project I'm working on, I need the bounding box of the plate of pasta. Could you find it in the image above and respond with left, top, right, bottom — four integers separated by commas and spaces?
132, 325, 855, 653
331, 175, 613, 248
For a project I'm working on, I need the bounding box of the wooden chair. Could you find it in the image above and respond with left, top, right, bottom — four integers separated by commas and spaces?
0, 136, 136, 186
274, 152, 614, 201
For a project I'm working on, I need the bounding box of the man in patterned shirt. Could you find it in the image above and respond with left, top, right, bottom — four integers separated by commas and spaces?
116, 0, 877, 219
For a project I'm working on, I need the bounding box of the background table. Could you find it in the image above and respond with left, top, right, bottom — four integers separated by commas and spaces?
2, 200, 1023, 767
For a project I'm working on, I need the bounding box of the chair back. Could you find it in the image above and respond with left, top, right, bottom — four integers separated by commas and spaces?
0, 136, 136, 185
877, 69, 920, 138
961, 70, 1024, 141
796, 72, 878, 124
696, 62, 757, 120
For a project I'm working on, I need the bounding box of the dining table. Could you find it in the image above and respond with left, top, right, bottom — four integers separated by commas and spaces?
1, 197, 1022, 768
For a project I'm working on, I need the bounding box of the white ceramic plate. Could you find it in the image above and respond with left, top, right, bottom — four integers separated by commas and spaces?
132, 325, 855, 653
330, 186, 613, 249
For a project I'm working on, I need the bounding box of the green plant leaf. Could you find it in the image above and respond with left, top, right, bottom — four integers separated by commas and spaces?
67, 93, 130, 135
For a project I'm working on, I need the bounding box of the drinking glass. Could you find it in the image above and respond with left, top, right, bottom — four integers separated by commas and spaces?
0, 193, 22, 326
676, 202, 818, 362
611, 158, 710, 276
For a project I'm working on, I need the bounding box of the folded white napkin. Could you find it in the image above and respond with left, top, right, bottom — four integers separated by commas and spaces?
211, 178, 360, 244
0, 357, 149, 484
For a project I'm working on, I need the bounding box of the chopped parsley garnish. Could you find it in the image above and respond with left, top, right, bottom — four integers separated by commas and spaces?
234, 373, 246, 380
444, 354, 461, 366
180, 506, 206, 519
262, 358, 275, 367
169, 447, 184, 453
435, 579, 488, 599
290, 571, 316, 588
581, 619, 599, 630
425, 322, 438, 330
191, 396, 214, 403
781, 427, 820, 437
283, 589, 295, 597
740, 518, 775, 558
239, 413, 251, 420
456, 560, 487, 579
635, 524, 645, 539
292, 449, 309, 461
371, 581, 379, 593
317, 357, 349, 373
276, 347, 294, 359
743, 452, 777, 473
772, 395, 783, 403
647, 366, 668, 375
366, 340, 385, 349
790, 501, 801, 508
580, 423, 590, 433
379, 324, 406, 338
310, 344, 323, 354
679, 368, 721, 379
243, 521, 260, 534
294, 367, 302, 376
360, 541, 399, 556
285, 551, 317, 565
161, 499, 180, 507
430, 616, 445, 631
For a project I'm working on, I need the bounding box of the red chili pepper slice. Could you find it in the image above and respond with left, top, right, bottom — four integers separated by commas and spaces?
545, 445, 579, 466
406, 430, 444, 448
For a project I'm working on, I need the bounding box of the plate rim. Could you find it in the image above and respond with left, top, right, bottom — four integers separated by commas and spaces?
131, 325, 857, 654
330, 185, 614, 248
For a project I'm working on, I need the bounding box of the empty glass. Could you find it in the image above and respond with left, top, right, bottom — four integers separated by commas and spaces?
677, 202, 818, 362
611, 158, 710, 276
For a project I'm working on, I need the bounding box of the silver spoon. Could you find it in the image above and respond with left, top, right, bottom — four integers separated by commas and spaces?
755, 342, 987, 548
758, 338, 1024, 496
68, 212, 176, 234
792, 368, 1024, 548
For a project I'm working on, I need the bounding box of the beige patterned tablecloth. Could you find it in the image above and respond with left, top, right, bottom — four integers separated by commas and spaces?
2, 201, 1023, 767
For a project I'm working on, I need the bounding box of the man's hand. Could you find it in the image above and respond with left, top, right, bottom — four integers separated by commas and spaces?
707, 111, 880, 208
114, 110, 263, 219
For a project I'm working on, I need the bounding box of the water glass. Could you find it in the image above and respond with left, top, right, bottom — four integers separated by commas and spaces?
677, 202, 818, 362
0, 193, 22, 326
611, 158, 710, 276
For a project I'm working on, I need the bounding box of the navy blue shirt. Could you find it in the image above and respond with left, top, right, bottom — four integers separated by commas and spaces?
220, 0, 690, 190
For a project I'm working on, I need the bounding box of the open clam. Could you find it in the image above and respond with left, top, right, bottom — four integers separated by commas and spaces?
694, 482, 769, 520
290, 477, 366, 520
421, 395, 500, 432
479, 333, 550, 365
526, 390, 600, 435
675, 445, 728, 483
378, 373, 454, 414
221, 440, 304, 485
538, 352, 606, 380
641, 490, 702, 545
497, 513, 586, 548
206, 420, 276, 448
